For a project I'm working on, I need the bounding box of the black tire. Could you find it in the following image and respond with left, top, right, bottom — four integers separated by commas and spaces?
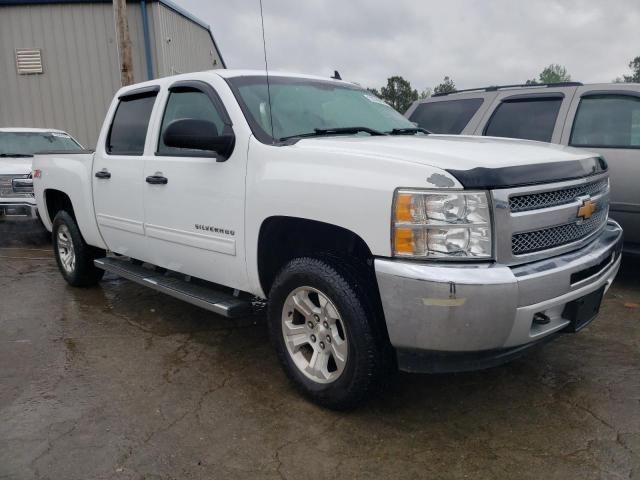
267, 256, 393, 410
52, 211, 105, 287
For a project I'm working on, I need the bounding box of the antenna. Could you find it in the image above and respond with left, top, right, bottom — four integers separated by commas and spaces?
259, 0, 275, 143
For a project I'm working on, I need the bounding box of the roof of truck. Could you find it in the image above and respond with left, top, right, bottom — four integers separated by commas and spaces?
213, 69, 354, 83
115, 69, 359, 98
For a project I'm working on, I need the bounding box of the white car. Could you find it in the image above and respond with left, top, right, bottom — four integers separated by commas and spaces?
33, 70, 622, 409
0, 128, 83, 218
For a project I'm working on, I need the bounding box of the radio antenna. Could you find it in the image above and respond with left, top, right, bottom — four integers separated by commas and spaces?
259, 0, 275, 143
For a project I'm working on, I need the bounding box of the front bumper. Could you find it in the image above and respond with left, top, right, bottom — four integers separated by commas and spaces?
375, 221, 623, 372
0, 200, 38, 218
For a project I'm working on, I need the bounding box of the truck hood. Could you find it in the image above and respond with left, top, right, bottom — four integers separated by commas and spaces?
0, 157, 33, 175
290, 134, 595, 169
288, 134, 602, 188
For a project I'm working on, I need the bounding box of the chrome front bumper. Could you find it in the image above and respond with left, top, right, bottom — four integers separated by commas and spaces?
375, 221, 623, 370
0, 201, 38, 218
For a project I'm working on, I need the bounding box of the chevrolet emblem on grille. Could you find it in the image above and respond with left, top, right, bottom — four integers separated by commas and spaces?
577, 198, 597, 220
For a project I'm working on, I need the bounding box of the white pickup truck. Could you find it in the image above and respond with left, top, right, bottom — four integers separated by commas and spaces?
0, 128, 83, 218
34, 70, 623, 409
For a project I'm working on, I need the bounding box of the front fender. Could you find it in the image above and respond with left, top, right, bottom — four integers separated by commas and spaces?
244, 138, 460, 295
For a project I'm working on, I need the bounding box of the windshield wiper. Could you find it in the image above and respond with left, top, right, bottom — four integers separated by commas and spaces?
0, 153, 33, 157
279, 126, 386, 142
387, 127, 431, 135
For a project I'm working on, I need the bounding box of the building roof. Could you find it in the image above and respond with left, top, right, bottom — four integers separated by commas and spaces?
0, 0, 226, 67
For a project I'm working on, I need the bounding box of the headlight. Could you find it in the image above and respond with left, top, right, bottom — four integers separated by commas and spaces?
392, 190, 492, 259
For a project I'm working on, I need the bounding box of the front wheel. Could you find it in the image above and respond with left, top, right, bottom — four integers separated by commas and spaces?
52, 211, 104, 287
267, 257, 391, 410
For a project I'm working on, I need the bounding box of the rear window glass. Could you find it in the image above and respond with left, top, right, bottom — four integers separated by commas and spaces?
484, 98, 562, 142
107, 94, 157, 155
570, 94, 640, 148
409, 98, 484, 134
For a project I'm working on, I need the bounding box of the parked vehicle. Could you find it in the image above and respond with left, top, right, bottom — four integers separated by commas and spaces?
33, 71, 622, 409
0, 128, 83, 218
406, 82, 640, 253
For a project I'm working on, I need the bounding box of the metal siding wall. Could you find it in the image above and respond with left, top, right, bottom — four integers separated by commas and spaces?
0, 4, 121, 147
128, 3, 160, 81
153, 3, 222, 77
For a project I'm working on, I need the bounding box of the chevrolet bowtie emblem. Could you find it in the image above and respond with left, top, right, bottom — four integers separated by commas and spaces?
577, 199, 597, 220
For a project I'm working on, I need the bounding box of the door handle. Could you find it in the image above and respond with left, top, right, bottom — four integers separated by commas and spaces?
95, 170, 111, 179
146, 175, 168, 185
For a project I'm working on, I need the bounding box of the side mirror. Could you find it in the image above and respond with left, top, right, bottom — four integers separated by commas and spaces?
162, 118, 235, 160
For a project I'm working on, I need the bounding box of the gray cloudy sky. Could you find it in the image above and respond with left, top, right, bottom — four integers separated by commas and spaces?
177, 0, 640, 91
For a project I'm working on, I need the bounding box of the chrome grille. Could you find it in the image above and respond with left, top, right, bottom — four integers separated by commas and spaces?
491, 170, 610, 265
509, 178, 609, 212
512, 208, 607, 255
0, 174, 33, 198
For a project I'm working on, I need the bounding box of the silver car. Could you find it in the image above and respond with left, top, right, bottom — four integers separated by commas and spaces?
406, 82, 640, 253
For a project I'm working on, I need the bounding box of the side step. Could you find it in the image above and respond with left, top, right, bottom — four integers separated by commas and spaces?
94, 257, 254, 318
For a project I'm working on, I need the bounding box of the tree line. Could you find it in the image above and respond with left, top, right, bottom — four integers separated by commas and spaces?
368, 56, 640, 113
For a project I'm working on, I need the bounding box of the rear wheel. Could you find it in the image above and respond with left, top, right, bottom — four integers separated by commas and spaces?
268, 256, 392, 409
52, 211, 104, 287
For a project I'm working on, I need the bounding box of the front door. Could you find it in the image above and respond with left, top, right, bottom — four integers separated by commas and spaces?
142, 80, 248, 289
93, 88, 159, 258
562, 87, 640, 246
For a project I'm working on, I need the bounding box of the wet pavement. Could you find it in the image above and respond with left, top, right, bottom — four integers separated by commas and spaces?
1, 219, 639, 480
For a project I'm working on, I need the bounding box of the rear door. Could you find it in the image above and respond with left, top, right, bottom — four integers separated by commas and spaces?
561, 86, 640, 246
474, 87, 577, 144
92, 86, 159, 258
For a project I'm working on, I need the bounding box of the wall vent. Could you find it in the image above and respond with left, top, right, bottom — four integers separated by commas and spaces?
15, 48, 43, 75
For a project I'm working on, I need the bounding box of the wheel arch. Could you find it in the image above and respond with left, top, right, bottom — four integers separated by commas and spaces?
257, 216, 377, 297
44, 189, 76, 225
43, 188, 106, 249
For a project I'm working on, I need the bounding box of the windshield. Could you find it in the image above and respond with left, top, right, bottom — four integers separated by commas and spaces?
227, 76, 417, 143
0, 131, 83, 156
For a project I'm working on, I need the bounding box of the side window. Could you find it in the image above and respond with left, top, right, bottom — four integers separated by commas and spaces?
409, 98, 484, 134
484, 98, 562, 142
106, 93, 157, 155
157, 89, 226, 155
570, 94, 640, 148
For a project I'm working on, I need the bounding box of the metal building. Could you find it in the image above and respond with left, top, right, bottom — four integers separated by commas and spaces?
0, 0, 226, 147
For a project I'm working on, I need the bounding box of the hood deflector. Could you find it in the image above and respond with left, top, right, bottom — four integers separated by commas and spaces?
446, 157, 607, 189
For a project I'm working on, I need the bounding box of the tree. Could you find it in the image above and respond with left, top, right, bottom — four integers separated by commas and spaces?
618, 56, 640, 83
419, 88, 432, 99
433, 76, 456, 95
372, 76, 419, 113
527, 64, 572, 85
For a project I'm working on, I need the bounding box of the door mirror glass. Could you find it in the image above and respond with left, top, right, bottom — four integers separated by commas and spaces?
162, 118, 235, 159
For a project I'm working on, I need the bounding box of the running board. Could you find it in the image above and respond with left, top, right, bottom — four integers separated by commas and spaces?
94, 257, 253, 318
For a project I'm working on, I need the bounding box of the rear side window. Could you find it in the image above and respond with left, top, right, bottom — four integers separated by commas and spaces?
409, 98, 483, 134
570, 94, 640, 148
107, 93, 157, 155
484, 98, 562, 142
